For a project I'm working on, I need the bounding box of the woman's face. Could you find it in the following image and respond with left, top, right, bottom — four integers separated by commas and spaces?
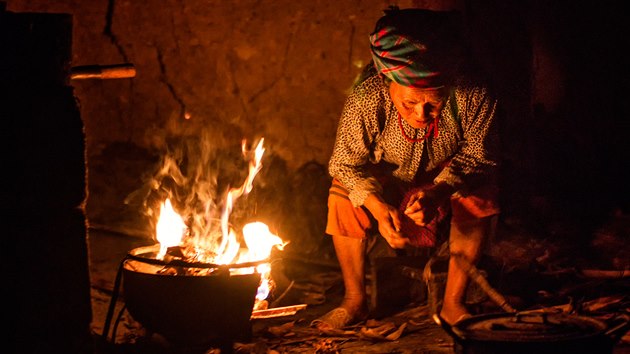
389, 82, 447, 129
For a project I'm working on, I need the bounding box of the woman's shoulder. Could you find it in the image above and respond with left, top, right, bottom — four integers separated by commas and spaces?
349, 67, 389, 106
354, 75, 387, 95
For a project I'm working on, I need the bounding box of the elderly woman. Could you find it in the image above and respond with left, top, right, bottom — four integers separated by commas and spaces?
311, 7, 501, 330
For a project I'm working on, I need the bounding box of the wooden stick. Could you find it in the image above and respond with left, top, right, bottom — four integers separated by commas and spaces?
579, 269, 630, 279
452, 254, 517, 313
70, 63, 136, 80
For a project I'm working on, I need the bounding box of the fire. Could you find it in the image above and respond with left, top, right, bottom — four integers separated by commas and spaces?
217, 138, 266, 262
242, 221, 284, 301
155, 198, 187, 259
152, 137, 285, 305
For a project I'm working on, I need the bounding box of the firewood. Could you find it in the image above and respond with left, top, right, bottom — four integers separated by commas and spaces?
452, 253, 517, 313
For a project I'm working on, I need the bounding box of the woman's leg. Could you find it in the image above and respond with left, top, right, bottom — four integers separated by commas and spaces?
312, 179, 371, 329
332, 234, 369, 317
439, 215, 497, 324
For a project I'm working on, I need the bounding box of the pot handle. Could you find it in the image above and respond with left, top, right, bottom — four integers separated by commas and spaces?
605, 313, 630, 342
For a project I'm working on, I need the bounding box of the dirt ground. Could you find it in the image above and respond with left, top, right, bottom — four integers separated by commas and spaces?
88, 229, 454, 353
87, 218, 630, 354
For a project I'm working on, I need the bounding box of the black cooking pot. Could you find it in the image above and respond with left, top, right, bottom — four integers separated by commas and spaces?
118, 245, 264, 347
435, 312, 630, 354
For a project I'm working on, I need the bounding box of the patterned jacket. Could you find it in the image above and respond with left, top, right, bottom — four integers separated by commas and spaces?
328, 73, 500, 207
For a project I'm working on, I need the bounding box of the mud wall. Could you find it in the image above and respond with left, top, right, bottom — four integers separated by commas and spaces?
6, 0, 627, 244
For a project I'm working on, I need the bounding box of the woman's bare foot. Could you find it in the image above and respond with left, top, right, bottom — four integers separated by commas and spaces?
311, 300, 368, 330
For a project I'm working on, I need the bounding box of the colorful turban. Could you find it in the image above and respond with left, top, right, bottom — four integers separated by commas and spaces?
369, 8, 462, 88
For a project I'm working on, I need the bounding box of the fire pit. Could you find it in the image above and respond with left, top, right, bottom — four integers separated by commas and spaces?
103, 244, 266, 350
101, 138, 285, 351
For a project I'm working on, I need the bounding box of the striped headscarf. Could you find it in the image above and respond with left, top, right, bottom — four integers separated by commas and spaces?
369, 8, 462, 88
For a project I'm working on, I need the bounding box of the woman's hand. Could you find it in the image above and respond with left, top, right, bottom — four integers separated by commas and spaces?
404, 183, 454, 226
364, 194, 408, 249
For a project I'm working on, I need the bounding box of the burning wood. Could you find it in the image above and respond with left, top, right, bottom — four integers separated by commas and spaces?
251, 304, 308, 319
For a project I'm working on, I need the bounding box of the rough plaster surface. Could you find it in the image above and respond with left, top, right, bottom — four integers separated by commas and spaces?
11, 1, 626, 251
5, 0, 466, 238
8, 0, 451, 167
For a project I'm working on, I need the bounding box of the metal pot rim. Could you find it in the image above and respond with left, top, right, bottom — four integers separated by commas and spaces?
126, 244, 269, 271
452, 312, 608, 342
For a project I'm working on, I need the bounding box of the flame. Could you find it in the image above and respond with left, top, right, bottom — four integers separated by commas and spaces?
218, 138, 265, 258
155, 198, 187, 259
242, 222, 284, 261
152, 137, 284, 305
242, 222, 284, 301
